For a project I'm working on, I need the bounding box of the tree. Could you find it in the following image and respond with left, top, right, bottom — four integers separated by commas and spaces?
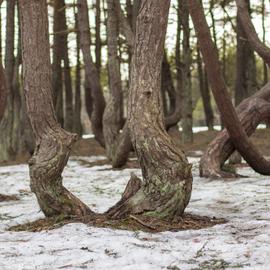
189, 0, 270, 176
0, 61, 7, 121
0, 0, 22, 162
19, 0, 92, 217
102, 0, 131, 168
179, 0, 193, 143
77, 0, 106, 146
107, 0, 192, 220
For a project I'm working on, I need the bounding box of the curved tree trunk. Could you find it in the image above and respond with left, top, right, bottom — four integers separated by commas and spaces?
189, 0, 270, 176
236, 0, 270, 66
200, 93, 270, 178
77, 0, 106, 146
103, 0, 131, 168
107, 0, 192, 220
19, 0, 92, 218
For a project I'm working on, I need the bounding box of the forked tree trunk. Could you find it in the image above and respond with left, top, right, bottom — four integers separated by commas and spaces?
103, 0, 131, 168
19, 0, 92, 218
107, 0, 192, 220
189, 0, 270, 176
77, 0, 106, 147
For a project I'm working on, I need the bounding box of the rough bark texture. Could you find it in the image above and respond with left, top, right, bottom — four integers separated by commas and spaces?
189, 0, 270, 176
107, 0, 192, 220
77, 0, 106, 146
103, 0, 131, 168
19, 0, 92, 218
200, 87, 270, 178
180, 0, 193, 144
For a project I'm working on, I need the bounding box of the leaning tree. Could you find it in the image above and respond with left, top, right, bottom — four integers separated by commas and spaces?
19, 0, 93, 217
189, 0, 270, 178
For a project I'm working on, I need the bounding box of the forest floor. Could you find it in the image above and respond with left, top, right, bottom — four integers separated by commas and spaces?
0, 137, 270, 269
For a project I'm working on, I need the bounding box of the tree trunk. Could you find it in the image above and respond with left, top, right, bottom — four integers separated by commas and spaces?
77, 0, 106, 146
59, 0, 74, 132
262, 0, 268, 84
107, 0, 192, 220
236, 0, 270, 66
0, 61, 7, 121
73, 12, 83, 136
19, 0, 92, 218
52, 0, 64, 126
189, 0, 270, 175
197, 45, 214, 130
95, 0, 101, 78
103, 0, 131, 168
179, 0, 193, 144
200, 87, 270, 178
0, 0, 20, 162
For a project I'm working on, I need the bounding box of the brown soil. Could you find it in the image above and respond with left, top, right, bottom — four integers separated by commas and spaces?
9, 213, 226, 233
0, 194, 19, 202
1, 128, 270, 166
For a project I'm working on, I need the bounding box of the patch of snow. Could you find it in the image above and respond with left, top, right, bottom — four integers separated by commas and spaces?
0, 156, 270, 269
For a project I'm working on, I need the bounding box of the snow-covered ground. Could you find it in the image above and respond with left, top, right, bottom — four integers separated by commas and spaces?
0, 156, 270, 270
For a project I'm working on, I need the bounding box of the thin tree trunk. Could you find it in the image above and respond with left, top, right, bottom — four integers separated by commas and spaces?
0, 61, 7, 121
261, 0, 268, 84
19, 0, 92, 218
107, 0, 192, 220
236, 0, 270, 66
197, 45, 214, 130
52, 0, 64, 126
59, 0, 74, 132
103, 0, 131, 168
73, 12, 83, 136
0, 0, 17, 162
180, 0, 193, 144
189, 0, 270, 175
77, 0, 106, 146
95, 0, 101, 77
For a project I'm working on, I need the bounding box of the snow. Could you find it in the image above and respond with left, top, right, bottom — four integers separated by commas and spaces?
1, 155, 270, 269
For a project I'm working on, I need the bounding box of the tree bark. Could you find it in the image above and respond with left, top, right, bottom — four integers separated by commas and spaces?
197, 45, 214, 130
107, 0, 192, 220
180, 0, 193, 144
77, 0, 106, 146
52, 0, 64, 126
236, 0, 270, 66
103, 0, 131, 168
189, 0, 270, 175
0, 61, 6, 121
200, 84, 270, 178
19, 0, 92, 218
0, 0, 20, 162
73, 12, 83, 136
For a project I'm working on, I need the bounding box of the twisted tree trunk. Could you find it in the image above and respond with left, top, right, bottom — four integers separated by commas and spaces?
107, 0, 192, 220
189, 0, 270, 176
19, 0, 92, 218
